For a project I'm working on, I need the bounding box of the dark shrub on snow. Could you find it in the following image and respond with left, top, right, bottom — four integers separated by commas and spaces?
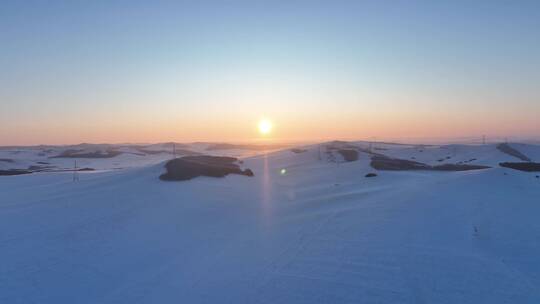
160, 156, 254, 181
371, 156, 430, 170
337, 149, 359, 162
496, 143, 531, 161
499, 162, 540, 172
371, 156, 490, 171
0, 169, 32, 176
51, 149, 122, 158
432, 164, 490, 171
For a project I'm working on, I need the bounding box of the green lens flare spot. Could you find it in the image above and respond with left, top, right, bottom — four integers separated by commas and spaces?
280, 168, 287, 175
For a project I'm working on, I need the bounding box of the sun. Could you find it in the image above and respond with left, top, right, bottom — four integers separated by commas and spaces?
258, 119, 273, 135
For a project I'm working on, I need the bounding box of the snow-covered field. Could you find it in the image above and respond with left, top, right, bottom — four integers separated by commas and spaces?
1, 142, 540, 303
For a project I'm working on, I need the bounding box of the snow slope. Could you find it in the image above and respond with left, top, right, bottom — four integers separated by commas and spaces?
1, 142, 540, 303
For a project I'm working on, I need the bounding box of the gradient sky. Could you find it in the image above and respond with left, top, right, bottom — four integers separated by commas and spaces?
1, 0, 539, 145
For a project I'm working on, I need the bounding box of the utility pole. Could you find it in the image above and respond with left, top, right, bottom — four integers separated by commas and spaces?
482, 135, 486, 145
172, 142, 177, 159
73, 160, 79, 182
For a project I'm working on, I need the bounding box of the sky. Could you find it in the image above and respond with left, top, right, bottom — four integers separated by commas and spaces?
1, 0, 539, 145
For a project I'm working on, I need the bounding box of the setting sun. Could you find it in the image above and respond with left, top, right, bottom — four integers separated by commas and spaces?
258, 119, 273, 135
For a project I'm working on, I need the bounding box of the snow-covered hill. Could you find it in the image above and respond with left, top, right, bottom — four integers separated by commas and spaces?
0, 142, 288, 172
1, 142, 540, 303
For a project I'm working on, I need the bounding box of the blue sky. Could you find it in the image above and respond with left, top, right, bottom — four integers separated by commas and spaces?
1, 1, 539, 144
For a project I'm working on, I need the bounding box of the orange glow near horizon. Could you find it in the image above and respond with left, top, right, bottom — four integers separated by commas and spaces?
1, 90, 539, 146
2, 108, 539, 146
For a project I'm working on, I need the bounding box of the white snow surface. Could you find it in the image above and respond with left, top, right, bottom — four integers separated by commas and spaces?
1, 142, 540, 303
